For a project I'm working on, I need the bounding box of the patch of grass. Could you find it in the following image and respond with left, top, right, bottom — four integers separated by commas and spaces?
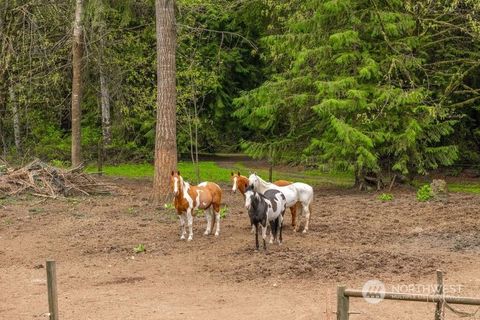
232, 162, 354, 187
449, 183, 480, 194
163, 203, 174, 210
127, 207, 137, 216
219, 206, 229, 219
133, 244, 146, 254
87, 163, 154, 178
4, 218, 13, 225
86, 161, 233, 183
87, 161, 355, 187
0, 197, 20, 206
417, 184, 433, 202
50, 159, 69, 168
378, 193, 394, 202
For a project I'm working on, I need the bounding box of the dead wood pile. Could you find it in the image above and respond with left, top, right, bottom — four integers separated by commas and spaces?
0, 159, 113, 198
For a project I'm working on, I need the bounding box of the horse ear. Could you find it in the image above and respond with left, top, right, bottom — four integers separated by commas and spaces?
231, 171, 233, 176
171, 170, 174, 176
237, 171, 241, 176
177, 170, 180, 176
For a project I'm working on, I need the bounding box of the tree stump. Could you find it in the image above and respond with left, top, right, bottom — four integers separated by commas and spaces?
430, 179, 448, 202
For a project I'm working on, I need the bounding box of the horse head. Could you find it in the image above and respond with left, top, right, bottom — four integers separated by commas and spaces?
170, 170, 183, 196
230, 171, 240, 193
244, 184, 258, 210
232, 171, 248, 194
248, 172, 260, 190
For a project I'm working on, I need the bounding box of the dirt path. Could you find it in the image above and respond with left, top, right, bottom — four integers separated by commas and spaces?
1, 178, 479, 319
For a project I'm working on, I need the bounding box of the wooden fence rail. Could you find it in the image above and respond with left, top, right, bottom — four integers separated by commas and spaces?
337, 271, 480, 320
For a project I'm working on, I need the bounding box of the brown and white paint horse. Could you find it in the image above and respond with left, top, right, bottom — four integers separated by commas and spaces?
170, 171, 222, 241
230, 171, 299, 230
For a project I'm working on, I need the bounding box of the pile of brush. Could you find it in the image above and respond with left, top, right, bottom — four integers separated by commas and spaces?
0, 159, 113, 198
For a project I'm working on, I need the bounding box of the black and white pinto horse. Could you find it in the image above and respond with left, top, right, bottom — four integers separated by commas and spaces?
244, 185, 287, 250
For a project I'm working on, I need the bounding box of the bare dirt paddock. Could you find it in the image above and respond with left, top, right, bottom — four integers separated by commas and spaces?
1, 178, 480, 319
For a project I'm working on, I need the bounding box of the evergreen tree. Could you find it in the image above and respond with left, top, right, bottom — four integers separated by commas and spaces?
235, 0, 480, 182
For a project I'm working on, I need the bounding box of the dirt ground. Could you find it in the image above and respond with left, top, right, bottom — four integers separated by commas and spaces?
1, 178, 480, 320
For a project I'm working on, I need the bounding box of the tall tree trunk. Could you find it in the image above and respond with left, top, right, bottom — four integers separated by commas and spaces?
0, 119, 6, 160
0, 2, 9, 160
153, 0, 177, 202
100, 69, 111, 145
9, 84, 21, 153
193, 98, 200, 183
71, 0, 84, 167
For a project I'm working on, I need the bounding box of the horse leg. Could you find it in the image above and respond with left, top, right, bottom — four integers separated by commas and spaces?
179, 213, 186, 240
255, 223, 259, 251
186, 209, 194, 241
302, 204, 311, 233
261, 223, 268, 250
290, 204, 297, 230
269, 220, 275, 244
214, 203, 221, 237
294, 204, 302, 232
278, 215, 283, 245
204, 208, 212, 235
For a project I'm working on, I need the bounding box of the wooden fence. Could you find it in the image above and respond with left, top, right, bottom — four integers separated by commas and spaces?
46, 260, 59, 320
337, 271, 480, 320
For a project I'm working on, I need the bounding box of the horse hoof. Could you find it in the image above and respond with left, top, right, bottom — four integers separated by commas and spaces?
180, 236, 185, 240
269, 240, 273, 244
203, 231, 209, 236
302, 229, 308, 234
214, 232, 220, 237
187, 236, 193, 241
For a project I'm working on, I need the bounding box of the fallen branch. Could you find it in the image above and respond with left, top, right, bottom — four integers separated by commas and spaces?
0, 159, 115, 198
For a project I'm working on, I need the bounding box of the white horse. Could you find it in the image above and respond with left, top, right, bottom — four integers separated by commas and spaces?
248, 173, 314, 233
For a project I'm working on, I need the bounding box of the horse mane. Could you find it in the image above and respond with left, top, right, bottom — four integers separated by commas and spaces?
250, 173, 273, 189
256, 174, 271, 185
183, 179, 191, 191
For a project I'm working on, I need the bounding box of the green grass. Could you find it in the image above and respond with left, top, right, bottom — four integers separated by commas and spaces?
232, 162, 354, 187
378, 193, 394, 202
87, 162, 234, 182
449, 183, 480, 194
86, 161, 354, 187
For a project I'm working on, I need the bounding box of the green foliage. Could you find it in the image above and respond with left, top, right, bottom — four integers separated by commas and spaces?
133, 244, 146, 254
219, 206, 229, 219
1, 0, 479, 178
163, 203, 175, 210
0, 0, 264, 162
50, 159, 69, 168
378, 193, 394, 202
127, 207, 137, 216
448, 183, 480, 194
234, 0, 480, 179
417, 184, 433, 202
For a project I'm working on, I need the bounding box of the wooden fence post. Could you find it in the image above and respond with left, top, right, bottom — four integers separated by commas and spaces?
337, 285, 349, 320
435, 270, 444, 320
46, 260, 59, 320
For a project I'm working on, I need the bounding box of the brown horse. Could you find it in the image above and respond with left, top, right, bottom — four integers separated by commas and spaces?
230, 171, 299, 230
171, 171, 222, 241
